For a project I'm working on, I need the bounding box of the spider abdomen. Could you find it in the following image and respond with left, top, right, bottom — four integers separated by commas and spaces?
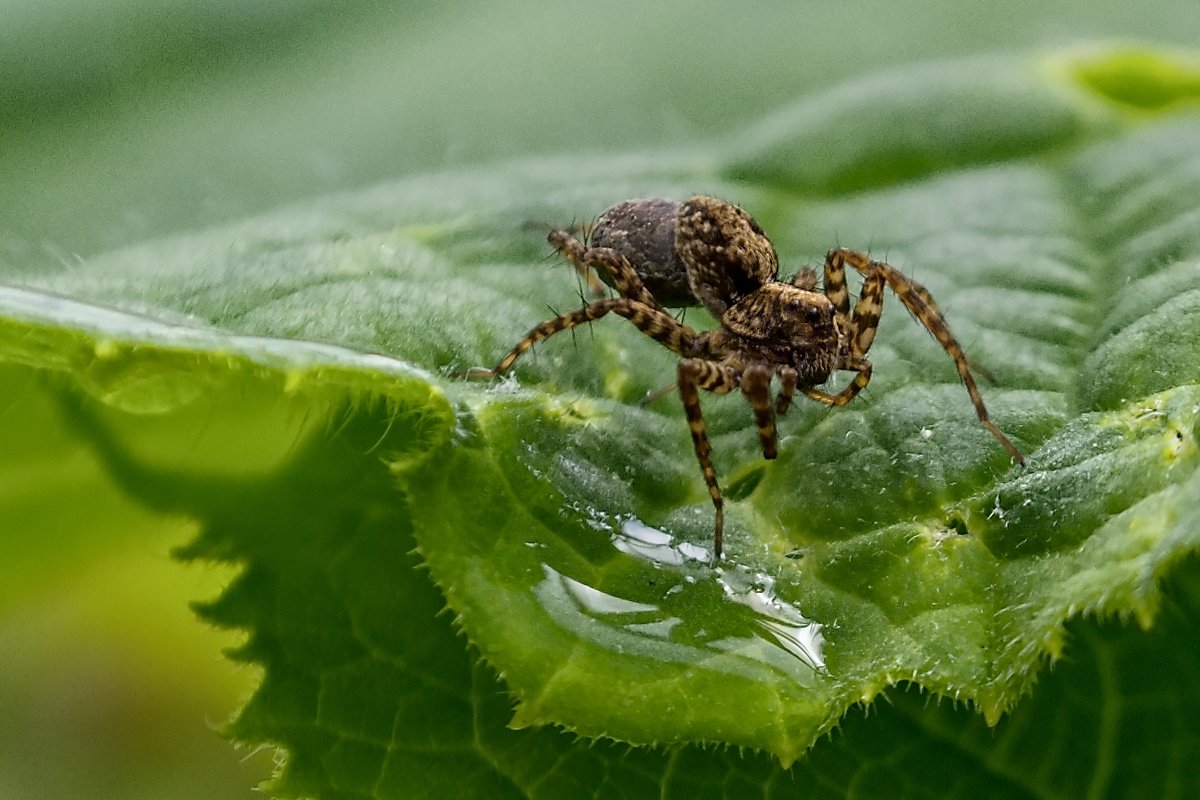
589, 199, 696, 307
589, 195, 783, 317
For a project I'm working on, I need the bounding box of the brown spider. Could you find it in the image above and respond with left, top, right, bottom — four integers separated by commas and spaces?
464, 196, 1024, 558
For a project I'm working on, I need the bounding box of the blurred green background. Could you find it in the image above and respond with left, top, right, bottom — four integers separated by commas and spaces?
3, 1, 1200, 797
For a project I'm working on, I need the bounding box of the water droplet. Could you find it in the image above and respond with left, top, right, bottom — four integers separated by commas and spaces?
556, 569, 658, 615
613, 516, 710, 565
717, 566, 825, 672
542, 517, 832, 674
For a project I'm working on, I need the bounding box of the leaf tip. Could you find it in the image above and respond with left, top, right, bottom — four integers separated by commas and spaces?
1050, 42, 1200, 113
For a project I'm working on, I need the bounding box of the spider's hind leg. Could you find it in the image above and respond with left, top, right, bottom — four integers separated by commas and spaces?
547, 228, 606, 295
548, 230, 662, 309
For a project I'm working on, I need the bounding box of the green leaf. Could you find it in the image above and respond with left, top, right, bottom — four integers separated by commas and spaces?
4, 45, 1200, 797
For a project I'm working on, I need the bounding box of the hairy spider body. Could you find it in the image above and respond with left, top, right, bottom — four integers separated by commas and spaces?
465, 196, 1024, 558
715, 285, 841, 385
587, 198, 695, 306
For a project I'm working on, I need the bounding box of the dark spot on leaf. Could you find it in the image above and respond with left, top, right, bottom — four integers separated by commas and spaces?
724, 463, 766, 501
946, 515, 970, 536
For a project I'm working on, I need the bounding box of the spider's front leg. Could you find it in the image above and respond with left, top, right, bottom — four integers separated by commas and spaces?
677, 358, 741, 559
804, 269, 883, 407
459, 297, 702, 379
740, 363, 779, 459
824, 247, 1024, 464
776, 366, 798, 415
802, 358, 874, 408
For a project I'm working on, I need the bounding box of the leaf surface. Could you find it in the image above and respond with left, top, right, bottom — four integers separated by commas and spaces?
3, 46, 1200, 797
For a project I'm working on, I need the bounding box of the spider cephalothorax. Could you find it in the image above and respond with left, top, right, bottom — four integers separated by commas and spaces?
465, 195, 1024, 558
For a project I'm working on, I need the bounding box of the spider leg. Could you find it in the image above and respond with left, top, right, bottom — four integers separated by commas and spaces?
776, 366, 798, 415
803, 357, 873, 407
678, 358, 740, 559
847, 271, 886, 359
802, 271, 883, 406
741, 363, 779, 459
547, 228, 607, 295
825, 247, 1025, 465
639, 379, 677, 405
461, 298, 702, 378
548, 230, 663, 309
820, 249, 852, 320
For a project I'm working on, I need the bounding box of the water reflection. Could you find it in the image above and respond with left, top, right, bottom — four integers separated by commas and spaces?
716, 569, 825, 671
532, 518, 826, 678
556, 571, 658, 615
612, 516, 711, 565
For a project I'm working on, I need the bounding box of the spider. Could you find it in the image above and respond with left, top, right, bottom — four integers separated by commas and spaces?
463, 196, 1024, 558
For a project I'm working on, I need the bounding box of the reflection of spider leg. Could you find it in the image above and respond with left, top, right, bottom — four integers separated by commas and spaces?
824, 247, 1024, 464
